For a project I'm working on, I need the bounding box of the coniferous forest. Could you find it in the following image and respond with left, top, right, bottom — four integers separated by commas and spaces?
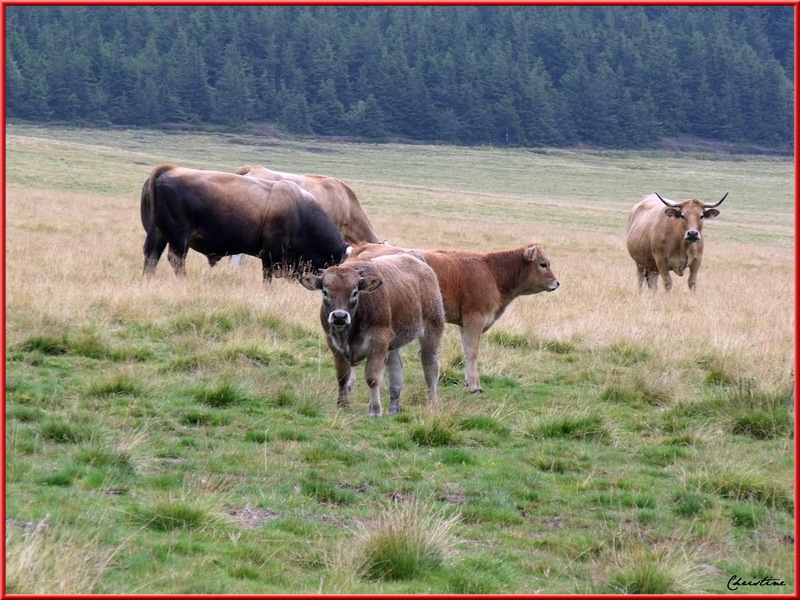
5, 5, 794, 150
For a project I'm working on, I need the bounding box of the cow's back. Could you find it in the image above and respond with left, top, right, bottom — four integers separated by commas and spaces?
627, 194, 671, 268
350, 255, 443, 349
159, 167, 274, 224
349, 243, 493, 326
238, 165, 380, 244
148, 166, 279, 255
419, 251, 493, 325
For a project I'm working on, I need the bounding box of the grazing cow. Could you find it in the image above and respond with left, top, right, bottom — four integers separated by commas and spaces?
626, 192, 727, 291
235, 165, 382, 245
349, 242, 560, 393
141, 164, 347, 279
300, 254, 444, 416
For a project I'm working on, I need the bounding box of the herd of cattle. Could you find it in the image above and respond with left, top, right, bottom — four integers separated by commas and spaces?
140, 163, 727, 415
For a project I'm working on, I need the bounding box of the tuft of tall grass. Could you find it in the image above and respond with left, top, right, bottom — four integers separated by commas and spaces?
600, 546, 715, 594
346, 498, 460, 581
194, 380, 256, 408
691, 460, 794, 513
600, 374, 674, 407
301, 470, 358, 505
524, 408, 612, 444
729, 502, 765, 529
672, 490, 715, 519
5, 525, 116, 594
724, 377, 794, 439
86, 374, 144, 397
38, 418, 94, 444
129, 491, 229, 531
410, 416, 463, 447
487, 331, 530, 349
16, 332, 111, 359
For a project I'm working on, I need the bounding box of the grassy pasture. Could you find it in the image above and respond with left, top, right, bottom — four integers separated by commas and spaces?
4, 123, 795, 594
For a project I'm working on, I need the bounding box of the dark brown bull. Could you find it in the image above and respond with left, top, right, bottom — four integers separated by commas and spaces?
301, 254, 444, 416
141, 164, 347, 279
348, 242, 560, 393
626, 192, 727, 291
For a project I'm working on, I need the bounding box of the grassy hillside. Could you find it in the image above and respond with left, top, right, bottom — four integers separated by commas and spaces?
5, 123, 794, 594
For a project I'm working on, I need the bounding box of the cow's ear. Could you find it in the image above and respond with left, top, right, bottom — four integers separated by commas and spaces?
664, 208, 682, 219
523, 245, 539, 262
704, 209, 720, 219
299, 274, 322, 291
359, 277, 383, 293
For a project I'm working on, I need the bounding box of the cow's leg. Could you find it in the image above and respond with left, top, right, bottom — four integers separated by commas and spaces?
655, 257, 673, 291
333, 352, 352, 409
386, 350, 404, 415
260, 258, 273, 282
460, 320, 484, 393
637, 266, 655, 291
419, 329, 443, 408
364, 344, 389, 417
646, 270, 659, 290
167, 243, 188, 277
687, 259, 701, 292
142, 230, 168, 276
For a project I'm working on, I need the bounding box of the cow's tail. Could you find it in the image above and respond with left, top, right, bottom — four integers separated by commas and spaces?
142, 164, 175, 275
142, 164, 173, 232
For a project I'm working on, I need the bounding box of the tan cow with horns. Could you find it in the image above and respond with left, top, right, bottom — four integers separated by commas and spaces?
626, 192, 728, 291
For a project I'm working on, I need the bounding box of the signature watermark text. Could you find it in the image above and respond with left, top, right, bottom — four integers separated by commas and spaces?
727, 575, 785, 591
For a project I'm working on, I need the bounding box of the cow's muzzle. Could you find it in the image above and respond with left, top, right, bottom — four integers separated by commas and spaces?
685, 229, 701, 243
547, 280, 560, 291
328, 310, 351, 328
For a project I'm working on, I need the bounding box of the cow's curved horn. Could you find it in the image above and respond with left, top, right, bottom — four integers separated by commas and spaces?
703, 192, 728, 208
655, 193, 679, 207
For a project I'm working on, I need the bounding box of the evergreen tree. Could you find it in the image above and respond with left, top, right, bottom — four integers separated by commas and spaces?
347, 95, 387, 140
311, 78, 347, 135
277, 89, 312, 134
213, 42, 255, 125
166, 30, 214, 122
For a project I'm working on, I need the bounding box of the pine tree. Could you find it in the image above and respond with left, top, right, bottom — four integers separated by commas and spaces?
311, 78, 347, 135
213, 42, 255, 125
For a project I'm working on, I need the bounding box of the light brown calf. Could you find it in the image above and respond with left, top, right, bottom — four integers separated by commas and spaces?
348, 243, 560, 393
300, 254, 444, 416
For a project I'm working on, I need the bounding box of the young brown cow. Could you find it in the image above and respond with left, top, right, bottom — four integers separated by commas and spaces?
301, 254, 444, 416
348, 243, 560, 393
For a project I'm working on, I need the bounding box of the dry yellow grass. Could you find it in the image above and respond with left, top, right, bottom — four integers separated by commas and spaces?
6, 157, 793, 396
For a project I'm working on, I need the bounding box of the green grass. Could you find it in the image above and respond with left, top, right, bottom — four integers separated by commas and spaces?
4, 124, 794, 594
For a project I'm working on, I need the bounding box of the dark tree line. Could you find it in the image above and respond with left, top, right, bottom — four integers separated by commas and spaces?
5, 5, 794, 149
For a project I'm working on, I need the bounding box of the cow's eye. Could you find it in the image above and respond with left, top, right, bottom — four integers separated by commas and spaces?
540, 262, 549, 269
679, 214, 686, 219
